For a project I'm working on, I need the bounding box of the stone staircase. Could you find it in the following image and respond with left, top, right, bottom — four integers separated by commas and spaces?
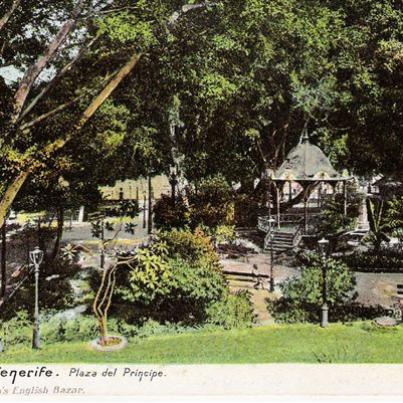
266, 230, 295, 254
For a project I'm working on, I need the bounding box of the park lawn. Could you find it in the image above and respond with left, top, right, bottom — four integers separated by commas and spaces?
2, 322, 403, 364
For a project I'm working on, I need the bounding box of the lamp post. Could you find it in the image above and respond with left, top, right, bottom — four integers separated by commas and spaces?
264, 218, 276, 292
318, 237, 329, 328
30, 246, 44, 349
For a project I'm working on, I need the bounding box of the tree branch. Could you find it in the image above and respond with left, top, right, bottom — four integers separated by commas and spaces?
0, 0, 21, 33
76, 52, 142, 131
12, 0, 86, 123
19, 92, 89, 132
168, 2, 216, 26
19, 34, 100, 122
20, 70, 114, 132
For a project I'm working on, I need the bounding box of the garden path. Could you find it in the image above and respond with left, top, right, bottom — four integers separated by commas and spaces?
221, 253, 299, 324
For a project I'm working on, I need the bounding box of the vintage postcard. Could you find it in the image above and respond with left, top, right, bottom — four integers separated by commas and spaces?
0, 0, 402, 399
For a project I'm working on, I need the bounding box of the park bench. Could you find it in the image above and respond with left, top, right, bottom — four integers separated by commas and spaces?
375, 284, 403, 327
387, 284, 403, 322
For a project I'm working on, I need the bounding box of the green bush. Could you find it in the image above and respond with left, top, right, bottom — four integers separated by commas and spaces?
187, 175, 234, 229
206, 291, 255, 329
113, 229, 240, 325
269, 256, 357, 323
90, 228, 253, 329
153, 194, 190, 230
214, 225, 236, 244
116, 252, 228, 324
0, 311, 31, 349
153, 175, 234, 232
158, 228, 222, 271
343, 245, 403, 271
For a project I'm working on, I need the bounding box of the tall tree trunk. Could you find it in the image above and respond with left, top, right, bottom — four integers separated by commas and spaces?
0, 223, 6, 298
51, 206, 64, 261
0, 170, 29, 229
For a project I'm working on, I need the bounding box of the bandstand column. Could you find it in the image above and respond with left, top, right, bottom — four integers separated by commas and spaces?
343, 180, 348, 216
276, 183, 281, 229
303, 185, 309, 233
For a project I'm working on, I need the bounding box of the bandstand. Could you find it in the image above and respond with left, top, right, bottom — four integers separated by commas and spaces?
258, 128, 353, 251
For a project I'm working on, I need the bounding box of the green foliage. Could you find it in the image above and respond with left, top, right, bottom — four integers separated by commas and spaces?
315, 183, 363, 235
270, 256, 356, 323
1, 257, 80, 321
214, 225, 236, 244
154, 175, 235, 233
0, 311, 31, 350
96, 11, 156, 47
158, 228, 222, 271
153, 194, 190, 230
343, 245, 403, 272
0, 314, 192, 348
110, 228, 234, 324
127, 247, 170, 303
187, 175, 234, 229
367, 198, 390, 249
206, 291, 255, 329
384, 197, 403, 242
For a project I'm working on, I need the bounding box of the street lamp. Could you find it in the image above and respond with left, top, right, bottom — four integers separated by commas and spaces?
264, 218, 276, 292
30, 246, 44, 349
318, 237, 330, 328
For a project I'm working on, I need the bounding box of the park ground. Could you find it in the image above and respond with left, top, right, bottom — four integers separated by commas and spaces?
2, 322, 403, 364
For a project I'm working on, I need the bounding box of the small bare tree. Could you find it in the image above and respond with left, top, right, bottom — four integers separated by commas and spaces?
92, 255, 136, 346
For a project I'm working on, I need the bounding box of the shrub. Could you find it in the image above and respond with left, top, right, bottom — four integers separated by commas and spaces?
187, 175, 234, 229
343, 245, 403, 271
206, 291, 255, 329
153, 194, 190, 230
116, 252, 228, 324
384, 197, 403, 241
91, 228, 253, 329
0, 311, 31, 349
158, 228, 222, 271
214, 225, 236, 244
234, 192, 263, 227
111, 228, 236, 325
0, 313, 229, 349
269, 256, 357, 323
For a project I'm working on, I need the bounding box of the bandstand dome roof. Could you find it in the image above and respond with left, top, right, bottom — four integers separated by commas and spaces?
267, 129, 348, 182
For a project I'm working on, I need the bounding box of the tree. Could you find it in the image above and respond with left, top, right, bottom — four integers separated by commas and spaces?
0, 1, 220, 232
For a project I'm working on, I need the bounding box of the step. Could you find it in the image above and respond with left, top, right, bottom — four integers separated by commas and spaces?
272, 232, 295, 237
272, 241, 293, 247
273, 234, 294, 239
269, 244, 293, 251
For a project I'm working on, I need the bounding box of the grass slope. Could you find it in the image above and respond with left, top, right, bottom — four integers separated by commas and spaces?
1, 322, 402, 364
